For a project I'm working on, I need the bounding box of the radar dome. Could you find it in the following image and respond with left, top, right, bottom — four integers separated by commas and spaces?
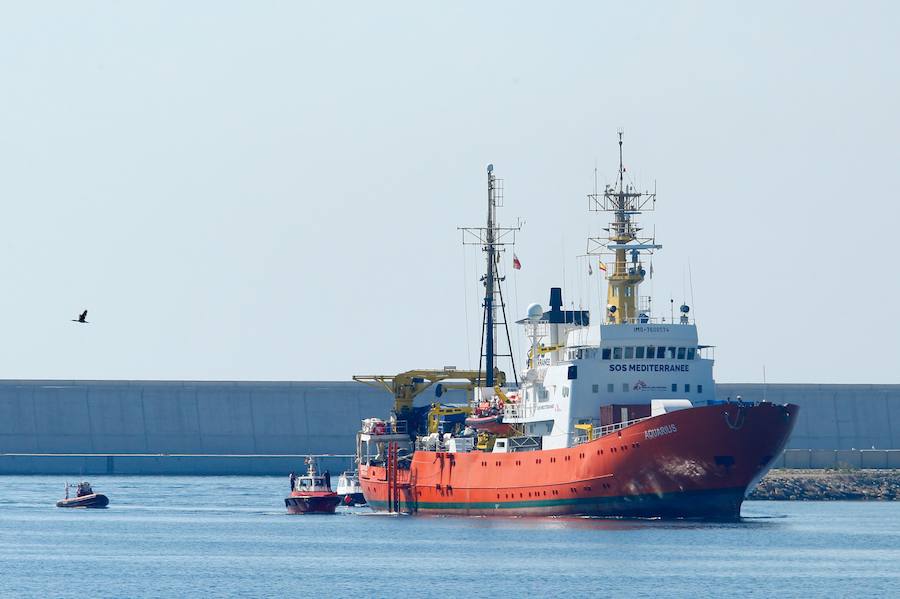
526, 303, 544, 321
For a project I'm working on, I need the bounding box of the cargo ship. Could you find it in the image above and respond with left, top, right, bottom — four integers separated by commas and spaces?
355, 133, 797, 519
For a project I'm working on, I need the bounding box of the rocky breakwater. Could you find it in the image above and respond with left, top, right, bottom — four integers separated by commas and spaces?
750, 469, 900, 500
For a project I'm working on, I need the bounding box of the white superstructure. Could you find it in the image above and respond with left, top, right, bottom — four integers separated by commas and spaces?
507, 310, 715, 449
502, 132, 717, 450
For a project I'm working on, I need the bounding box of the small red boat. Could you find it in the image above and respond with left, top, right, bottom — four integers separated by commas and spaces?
285, 457, 341, 514
464, 413, 515, 435
465, 392, 516, 436
56, 481, 109, 508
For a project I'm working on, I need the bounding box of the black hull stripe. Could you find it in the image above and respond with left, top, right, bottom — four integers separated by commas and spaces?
367, 486, 745, 518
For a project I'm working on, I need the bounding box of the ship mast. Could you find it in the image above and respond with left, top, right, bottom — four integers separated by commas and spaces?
461, 164, 520, 387
588, 130, 661, 324
484, 166, 497, 385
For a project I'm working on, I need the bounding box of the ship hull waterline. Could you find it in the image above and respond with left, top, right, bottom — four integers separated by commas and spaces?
359, 402, 797, 519
284, 494, 342, 514
340, 492, 367, 506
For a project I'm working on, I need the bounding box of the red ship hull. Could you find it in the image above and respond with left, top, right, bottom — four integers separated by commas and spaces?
359, 402, 797, 519
284, 492, 341, 514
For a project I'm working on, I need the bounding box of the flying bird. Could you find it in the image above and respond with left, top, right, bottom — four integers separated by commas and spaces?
72, 310, 89, 324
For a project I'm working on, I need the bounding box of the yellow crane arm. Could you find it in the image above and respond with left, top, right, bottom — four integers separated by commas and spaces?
353, 368, 506, 415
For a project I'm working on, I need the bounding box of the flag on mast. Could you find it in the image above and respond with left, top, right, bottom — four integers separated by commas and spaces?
513, 254, 521, 270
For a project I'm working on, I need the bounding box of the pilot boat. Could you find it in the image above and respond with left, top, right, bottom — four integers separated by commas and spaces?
285, 457, 341, 514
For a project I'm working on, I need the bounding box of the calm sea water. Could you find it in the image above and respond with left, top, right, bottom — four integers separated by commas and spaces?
1, 476, 898, 598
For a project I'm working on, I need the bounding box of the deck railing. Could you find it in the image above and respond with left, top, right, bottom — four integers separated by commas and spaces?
573, 416, 651, 445
360, 420, 407, 435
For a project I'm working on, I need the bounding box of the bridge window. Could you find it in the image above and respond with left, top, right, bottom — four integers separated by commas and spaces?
602, 348, 611, 360
635, 347, 645, 359
687, 348, 696, 360
671, 383, 677, 392
592, 384, 599, 393
624, 347, 634, 359
613, 347, 623, 359
667, 347, 676, 359
656, 347, 666, 359
697, 384, 703, 393
677, 347, 686, 360
684, 384, 691, 392
607, 383, 614, 393
622, 383, 629, 392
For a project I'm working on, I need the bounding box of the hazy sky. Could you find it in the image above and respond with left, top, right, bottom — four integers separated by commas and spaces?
0, 2, 897, 384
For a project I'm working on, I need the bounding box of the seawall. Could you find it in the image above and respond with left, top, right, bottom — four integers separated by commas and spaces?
2, 380, 899, 474
0, 380, 386, 455
0, 379, 389, 474
718, 383, 900, 449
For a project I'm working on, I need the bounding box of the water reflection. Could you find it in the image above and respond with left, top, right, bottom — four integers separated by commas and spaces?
452, 513, 783, 532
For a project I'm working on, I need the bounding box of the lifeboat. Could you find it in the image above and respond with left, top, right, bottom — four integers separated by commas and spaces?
56, 482, 109, 508
285, 457, 342, 514
464, 413, 515, 435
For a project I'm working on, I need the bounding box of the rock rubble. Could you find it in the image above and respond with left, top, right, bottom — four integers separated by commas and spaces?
749, 469, 900, 501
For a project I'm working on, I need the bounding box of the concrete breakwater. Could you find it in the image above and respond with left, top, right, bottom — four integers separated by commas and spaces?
750, 469, 900, 501
3, 379, 900, 476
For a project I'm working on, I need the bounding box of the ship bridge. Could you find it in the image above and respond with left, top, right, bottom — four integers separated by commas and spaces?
567, 323, 701, 350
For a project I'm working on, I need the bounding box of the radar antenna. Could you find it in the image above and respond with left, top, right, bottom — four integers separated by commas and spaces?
587, 131, 661, 324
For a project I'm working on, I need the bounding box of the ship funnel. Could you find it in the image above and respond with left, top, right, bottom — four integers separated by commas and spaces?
549, 287, 563, 310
